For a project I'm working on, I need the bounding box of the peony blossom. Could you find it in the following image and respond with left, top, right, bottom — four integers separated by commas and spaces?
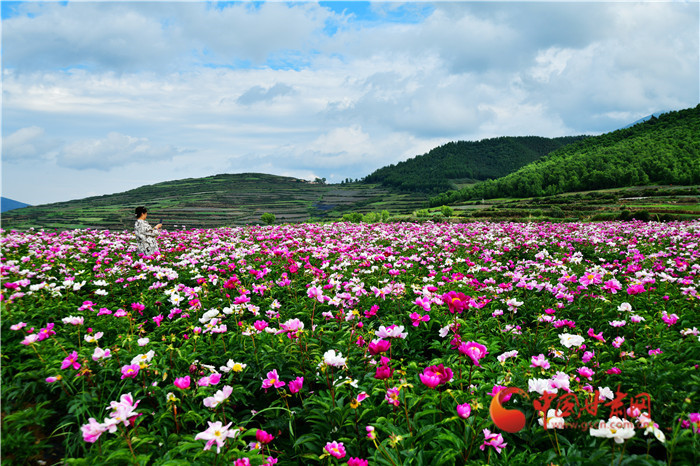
458, 341, 489, 367
456, 403, 471, 419
195, 421, 240, 453
61, 351, 81, 370
174, 376, 191, 389
289, 376, 304, 394
262, 369, 286, 390
480, 428, 507, 453
324, 441, 346, 459
323, 349, 347, 367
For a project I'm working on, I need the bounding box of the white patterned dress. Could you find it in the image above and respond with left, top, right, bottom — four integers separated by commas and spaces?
134, 219, 158, 256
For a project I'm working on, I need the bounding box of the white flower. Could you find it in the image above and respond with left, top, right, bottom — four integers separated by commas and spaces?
137, 337, 150, 347
497, 350, 519, 362
62, 316, 84, 325
538, 409, 565, 429
598, 386, 615, 401
617, 302, 633, 312
203, 386, 233, 409
323, 349, 347, 367
199, 309, 221, 323
92, 347, 112, 361
131, 350, 155, 366
589, 417, 635, 443
84, 332, 103, 343
95, 289, 108, 296
559, 333, 585, 348
438, 324, 451, 338
220, 360, 247, 373
528, 378, 557, 395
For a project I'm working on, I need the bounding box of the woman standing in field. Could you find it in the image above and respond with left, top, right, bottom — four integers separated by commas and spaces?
134, 206, 162, 256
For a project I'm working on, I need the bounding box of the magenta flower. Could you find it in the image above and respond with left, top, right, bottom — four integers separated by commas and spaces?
256, 429, 275, 444
458, 341, 489, 367
587, 327, 606, 342
648, 348, 663, 356
174, 376, 191, 389
347, 458, 369, 466
409, 312, 430, 327
374, 364, 394, 380
262, 369, 286, 390
577, 366, 595, 380
442, 290, 470, 314
254, 320, 269, 332
152, 314, 164, 327
456, 403, 472, 419
368, 338, 391, 355
612, 336, 625, 348
607, 367, 622, 375
480, 428, 507, 454
61, 351, 81, 370
662, 311, 679, 327
289, 376, 304, 394
121, 364, 140, 379
419, 372, 441, 389
627, 284, 646, 295
366, 425, 376, 440
324, 441, 346, 459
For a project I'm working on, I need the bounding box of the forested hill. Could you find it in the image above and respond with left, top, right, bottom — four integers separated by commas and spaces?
430, 105, 700, 206
362, 135, 588, 193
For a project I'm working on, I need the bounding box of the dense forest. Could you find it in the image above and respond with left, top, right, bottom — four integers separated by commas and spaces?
363, 135, 588, 193
430, 105, 700, 206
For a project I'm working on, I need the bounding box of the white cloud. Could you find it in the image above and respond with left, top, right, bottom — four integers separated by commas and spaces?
1, 1, 698, 205
57, 132, 186, 170
2, 126, 61, 161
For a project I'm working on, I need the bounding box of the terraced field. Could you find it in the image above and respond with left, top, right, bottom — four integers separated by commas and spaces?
1, 173, 429, 230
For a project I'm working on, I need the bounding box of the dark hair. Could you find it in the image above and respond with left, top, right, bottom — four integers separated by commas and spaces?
135, 206, 148, 218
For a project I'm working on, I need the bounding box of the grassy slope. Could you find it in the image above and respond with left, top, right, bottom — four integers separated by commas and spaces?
431, 106, 700, 205
1, 173, 429, 230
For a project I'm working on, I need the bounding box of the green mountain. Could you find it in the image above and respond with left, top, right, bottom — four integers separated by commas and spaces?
363, 135, 588, 193
0, 173, 428, 230
430, 105, 700, 206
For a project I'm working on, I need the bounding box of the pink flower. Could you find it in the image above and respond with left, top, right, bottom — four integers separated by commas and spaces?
61, 351, 81, 370
409, 311, 430, 327
420, 364, 453, 388
580, 272, 602, 286
530, 354, 550, 370
174, 376, 191, 389
368, 338, 391, 355
347, 458, 369, 466
602, 279, 622, 293
662, 311, 679, 327
10, 322, 27, 331
442, 290, 470, 314
152, 314, 164, 327
419, 372, 442, 389
256, 429, 275, 444
234, 459, 251, 466
81, 417, 107, 443
648, 348, 663, 356
607, 367, 622, 375
587, 328, 606, 342
577, 366, 594, 380
366, 425, 376, 440
612, 336, 625, 348
262, 369, 285, 390
374, 364, 394, 380
195, 420, 239, 454
121, 364, 140, 379
480, 428, 507, 454
458, 341, 489, 367
254, 320, 269, 332
456, 403, 471, 419
197, 373, 221, 386
627, 284, 646, 295
289, 376, 304, 394
582, 350, 595, 364
324, 441, 346, 459
385, 387, 400, 406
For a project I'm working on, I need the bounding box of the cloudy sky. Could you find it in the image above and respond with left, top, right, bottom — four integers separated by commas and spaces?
2, 1, 698, 205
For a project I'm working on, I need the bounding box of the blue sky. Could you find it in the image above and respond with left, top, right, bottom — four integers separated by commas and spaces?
2, 1, 699, 205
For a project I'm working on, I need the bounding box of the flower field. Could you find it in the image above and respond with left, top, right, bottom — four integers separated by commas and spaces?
2, 221, 699, 465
